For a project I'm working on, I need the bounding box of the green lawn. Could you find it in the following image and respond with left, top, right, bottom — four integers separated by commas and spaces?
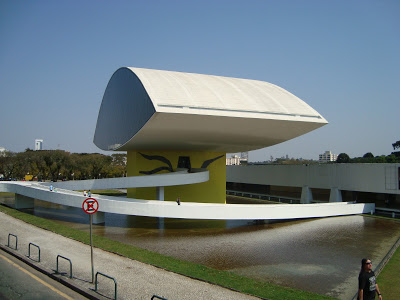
86, 189, 127, 196
377, 239, 400, 299
0, 192, 14, 196
0, 203, 332, 300
360, 214, 400, 299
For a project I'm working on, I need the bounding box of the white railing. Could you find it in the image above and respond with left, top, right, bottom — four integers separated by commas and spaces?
0, 171, 375, 220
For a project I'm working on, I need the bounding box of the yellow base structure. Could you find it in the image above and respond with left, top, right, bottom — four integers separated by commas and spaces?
127, 151, 226, 204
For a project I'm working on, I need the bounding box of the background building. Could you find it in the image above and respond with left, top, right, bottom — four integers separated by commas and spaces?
35, 139, 43, 151
0, 147, 6, 157
226, 155, 241, 166
319, 151, 337, 163
227, 163, 400, 205
226, 153, 249, 166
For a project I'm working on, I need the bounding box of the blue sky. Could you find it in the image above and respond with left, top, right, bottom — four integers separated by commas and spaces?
1, 0, 399, 161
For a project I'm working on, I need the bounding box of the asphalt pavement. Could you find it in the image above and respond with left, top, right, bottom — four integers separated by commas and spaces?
0, 249, 88, 300
0, 211, 260, 300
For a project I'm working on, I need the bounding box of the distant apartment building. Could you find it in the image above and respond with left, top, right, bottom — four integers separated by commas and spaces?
226, 153, 248, 165
35, 139, 43, 151
319, 151, 337, 163
0, 147, 6, 157
226, 155, 241, 166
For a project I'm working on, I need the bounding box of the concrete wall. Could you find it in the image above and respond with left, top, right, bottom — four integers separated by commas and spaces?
226, 163, 400, 195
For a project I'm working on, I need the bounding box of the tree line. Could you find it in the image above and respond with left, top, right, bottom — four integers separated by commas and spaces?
0, 149, 127, 181
336, 140, 400, 163
1, 140, 399, 180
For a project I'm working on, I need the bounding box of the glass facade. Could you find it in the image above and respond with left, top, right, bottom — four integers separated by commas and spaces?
93, 68, 156, 150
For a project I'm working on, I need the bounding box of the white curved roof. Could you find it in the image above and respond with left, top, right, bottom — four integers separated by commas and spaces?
130, 67, 322, 119
94, 67, 327, 152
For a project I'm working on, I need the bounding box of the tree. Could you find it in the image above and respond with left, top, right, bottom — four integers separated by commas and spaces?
63, 154, 76, 180
13, 151, 35, 179
86, 154, 112, 179
0, 152, 17, 179
392, 140, 400, 150
110, 153, 127, 177
374, 156, 387, 163
72, 153, 91, 179
31, 151, 49, 180
48, 150, 69, 181
363, 152, 374, 158
336, 153, 350, 163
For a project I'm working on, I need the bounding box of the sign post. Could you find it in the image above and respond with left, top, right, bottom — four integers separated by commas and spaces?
82, 197, 99, 283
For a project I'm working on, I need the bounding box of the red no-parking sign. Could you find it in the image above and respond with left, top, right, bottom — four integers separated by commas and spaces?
82, 198, 99, 214
82, 197, 99, 283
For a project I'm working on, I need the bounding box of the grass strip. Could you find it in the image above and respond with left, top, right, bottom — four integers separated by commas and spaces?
80, 189, 127, 196
0, 192, 14, 196
375, 238, 400, 299
361, 213, 400, 223
0, 204, 332, 300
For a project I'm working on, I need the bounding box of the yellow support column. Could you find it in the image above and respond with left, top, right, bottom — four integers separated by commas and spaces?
127, 150, 226, 204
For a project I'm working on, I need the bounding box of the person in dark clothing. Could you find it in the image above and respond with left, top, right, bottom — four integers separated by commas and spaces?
358, 258, 382, 300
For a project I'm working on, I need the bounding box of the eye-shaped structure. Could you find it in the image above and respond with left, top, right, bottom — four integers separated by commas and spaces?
94, 67, 327, 152
94, 67, 328, 204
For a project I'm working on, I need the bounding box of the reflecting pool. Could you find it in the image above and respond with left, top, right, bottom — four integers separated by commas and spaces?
1, 195, 400, 299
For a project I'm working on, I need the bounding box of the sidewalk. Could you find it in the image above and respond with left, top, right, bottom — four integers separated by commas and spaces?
0, 212, 260, 300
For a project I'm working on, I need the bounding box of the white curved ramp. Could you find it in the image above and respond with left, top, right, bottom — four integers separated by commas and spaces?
0, 175, 374, 220
43, 169, 209, 190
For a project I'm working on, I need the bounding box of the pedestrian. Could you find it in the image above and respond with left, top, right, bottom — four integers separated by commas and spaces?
49, 184, 53, 192
176, 197, 181, 205
88, 190, 91, 197
358, 258, 382, 300
83, 190, 87, 196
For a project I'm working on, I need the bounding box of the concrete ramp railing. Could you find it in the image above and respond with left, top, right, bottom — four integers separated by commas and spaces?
42, 169, 209, 190
0, 170, 375, 220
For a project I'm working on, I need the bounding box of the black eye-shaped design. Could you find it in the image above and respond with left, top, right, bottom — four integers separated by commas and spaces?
139, 153, 224, 175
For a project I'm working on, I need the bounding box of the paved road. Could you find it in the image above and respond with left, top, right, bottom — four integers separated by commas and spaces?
0, 211, 260, 300
0, 249, 87, 300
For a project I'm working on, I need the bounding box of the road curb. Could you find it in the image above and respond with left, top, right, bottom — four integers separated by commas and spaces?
0, 243, 107, 300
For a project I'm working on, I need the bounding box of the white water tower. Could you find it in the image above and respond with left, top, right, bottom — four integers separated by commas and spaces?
35, 139, 43, 151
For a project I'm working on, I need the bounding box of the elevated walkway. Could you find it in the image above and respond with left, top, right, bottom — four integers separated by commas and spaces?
375, 207, 400, 219
0, 170, 375, 221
